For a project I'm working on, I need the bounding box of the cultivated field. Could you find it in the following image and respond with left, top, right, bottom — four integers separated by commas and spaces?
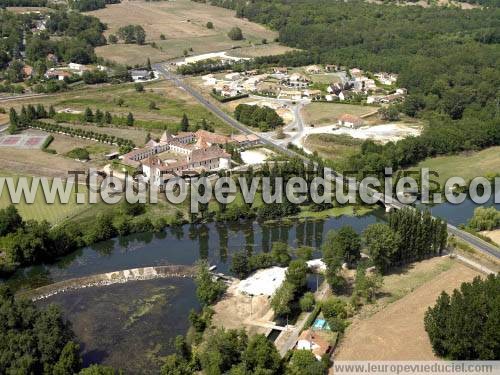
89, 0, 278, 64
301, 103, 377, 126
410, 146, 500, 185
334, 258, 481, 361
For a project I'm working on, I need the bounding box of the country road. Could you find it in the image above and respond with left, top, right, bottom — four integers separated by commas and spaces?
153, 61, 500, 262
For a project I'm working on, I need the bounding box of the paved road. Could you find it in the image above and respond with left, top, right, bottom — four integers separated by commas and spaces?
154, 62, 500, 261
153, 62, 299, 158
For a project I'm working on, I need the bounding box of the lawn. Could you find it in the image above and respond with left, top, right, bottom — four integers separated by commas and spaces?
88, 0, 278, 64
0, 170, 92, 224
302, 102, 377, 126
409, 146, 500, 185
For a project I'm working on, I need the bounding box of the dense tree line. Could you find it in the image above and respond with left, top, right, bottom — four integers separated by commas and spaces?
207, 0, 500, 173
0, 202, 168, 272
424, 274, 500, 359
8, 106, 135, 149
234, 104, 284, 131
0, 0, 47, 6
69, 0, 120, 12
387, 208, 447, 265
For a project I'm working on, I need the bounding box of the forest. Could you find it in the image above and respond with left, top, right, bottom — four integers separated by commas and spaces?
203, 0, 500, 174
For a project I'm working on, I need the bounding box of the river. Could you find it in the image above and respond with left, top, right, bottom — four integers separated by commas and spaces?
2, 198, 498, 372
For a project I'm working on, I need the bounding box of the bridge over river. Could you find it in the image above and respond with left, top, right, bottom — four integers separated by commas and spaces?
21, 265, 197, 301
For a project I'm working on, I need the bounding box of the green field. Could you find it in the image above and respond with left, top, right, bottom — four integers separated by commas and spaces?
0, 172, 92, 224
409, 146, 500, 185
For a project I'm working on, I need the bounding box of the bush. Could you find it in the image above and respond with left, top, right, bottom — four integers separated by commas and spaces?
227, 27, 243, 41
67, 147, 90, 160
134, 83, 144, 92
206, 21, 214, 29
299, 292, 315, 312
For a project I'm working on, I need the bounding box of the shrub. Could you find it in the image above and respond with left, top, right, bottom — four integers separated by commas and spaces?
299, 292, 315, 312
227, 27, 243, 41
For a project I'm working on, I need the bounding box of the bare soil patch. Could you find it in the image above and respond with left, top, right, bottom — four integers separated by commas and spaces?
212, 281, 275, 336
334, 260, 481, 361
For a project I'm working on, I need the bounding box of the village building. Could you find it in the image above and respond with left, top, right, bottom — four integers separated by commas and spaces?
296, 330, 332, 361
303, 89, 322, 100
279, 89, 302, 100
338, 113, 364, 128
230, 134, 260, 148
349, 67, 363, 77
283, 73, 310, 89
338, 90, 353, 101
45, 69, 72, 81
305, 65, 322, 74
272, 67, 288, 74
130, 69, 150, 81
325, 64, 340, 72
375, 72, 398, 85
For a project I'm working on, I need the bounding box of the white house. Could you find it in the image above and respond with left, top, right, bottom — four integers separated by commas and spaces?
338, 113, 364, 128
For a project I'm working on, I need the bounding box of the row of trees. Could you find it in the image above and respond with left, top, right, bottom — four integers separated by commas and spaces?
321, 209, 447, 292
388, 208, 448, 265
0, 202, 169, 271
69, 0, 121, 12
234, 104, 284, 131
8, 106, 135, 149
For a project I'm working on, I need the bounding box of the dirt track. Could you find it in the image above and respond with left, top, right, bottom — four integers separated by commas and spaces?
334, 261, 481, 361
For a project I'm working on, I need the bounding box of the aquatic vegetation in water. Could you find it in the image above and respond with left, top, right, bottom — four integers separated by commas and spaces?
125, 287, 174, 328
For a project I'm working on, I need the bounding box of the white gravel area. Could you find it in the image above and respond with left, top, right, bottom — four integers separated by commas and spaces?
304, 123, 422, 143
241, 148, 275, 165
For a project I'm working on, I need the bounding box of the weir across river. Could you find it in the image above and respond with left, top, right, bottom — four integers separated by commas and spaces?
21, 265, 198, 301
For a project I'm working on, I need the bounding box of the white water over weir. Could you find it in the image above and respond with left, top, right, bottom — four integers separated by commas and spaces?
23, 265, 197, 302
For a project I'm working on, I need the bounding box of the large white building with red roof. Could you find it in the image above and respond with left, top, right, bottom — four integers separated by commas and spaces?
121, 129, 259, 188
